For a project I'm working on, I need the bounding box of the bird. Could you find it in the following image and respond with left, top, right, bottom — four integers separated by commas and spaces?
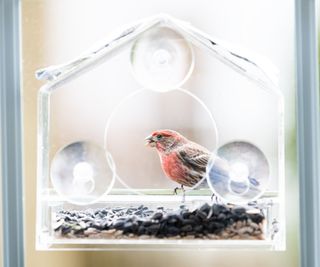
145, 129, 211, 196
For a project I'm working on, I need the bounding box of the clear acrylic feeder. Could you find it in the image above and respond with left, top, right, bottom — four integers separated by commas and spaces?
36, 14, 285, 250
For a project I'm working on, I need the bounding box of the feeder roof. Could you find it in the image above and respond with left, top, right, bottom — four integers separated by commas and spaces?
36, 14, 280, 95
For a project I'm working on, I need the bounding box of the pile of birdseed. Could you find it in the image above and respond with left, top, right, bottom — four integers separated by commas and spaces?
53, 203, 265, 240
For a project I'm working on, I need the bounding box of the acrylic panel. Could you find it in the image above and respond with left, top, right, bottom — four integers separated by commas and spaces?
36, 14, 285, 250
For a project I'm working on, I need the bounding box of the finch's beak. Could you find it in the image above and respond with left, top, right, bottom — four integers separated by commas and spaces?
145, 135, 156, 147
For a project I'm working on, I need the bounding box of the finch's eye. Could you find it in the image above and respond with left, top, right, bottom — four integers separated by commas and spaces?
156, 134, 163, 140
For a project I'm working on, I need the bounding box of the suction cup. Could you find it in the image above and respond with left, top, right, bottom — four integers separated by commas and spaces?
206, 141, 270, 204
130, 26, 194, 91
50, 141, 115, 205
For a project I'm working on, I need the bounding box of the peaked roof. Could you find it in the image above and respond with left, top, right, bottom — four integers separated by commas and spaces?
36, 14, 280, 95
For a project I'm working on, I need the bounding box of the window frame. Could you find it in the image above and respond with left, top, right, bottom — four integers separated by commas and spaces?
0, 0, 319, 266
0, 0, 24, 267
295, 0, 320, 267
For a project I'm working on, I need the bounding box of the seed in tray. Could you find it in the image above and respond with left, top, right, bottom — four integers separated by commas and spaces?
199, 203, 210, 213
147, 224, 161, 235
152, 212, 163, 221
194, 225, 203, 232
196, 210, 207, 220
61, 225, 72, 235
180, 224, 193, 232
167, 226, 180, 236
54, 203, 265, 240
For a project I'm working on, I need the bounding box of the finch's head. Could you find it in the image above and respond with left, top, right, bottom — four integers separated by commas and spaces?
145, 129, 187, 152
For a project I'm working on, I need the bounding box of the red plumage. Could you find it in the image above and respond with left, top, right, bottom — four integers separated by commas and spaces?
145, 129, 210, 188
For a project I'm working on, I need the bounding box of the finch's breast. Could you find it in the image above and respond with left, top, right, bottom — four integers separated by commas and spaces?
160, 153, 190, 186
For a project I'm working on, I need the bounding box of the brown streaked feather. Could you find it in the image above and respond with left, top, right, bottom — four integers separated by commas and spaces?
176, 144, 210, 172
176, 143, 210, 187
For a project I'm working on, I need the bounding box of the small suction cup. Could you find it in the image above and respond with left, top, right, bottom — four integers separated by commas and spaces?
130, 26, 194, 91
206, 141, 270, 204
50, 141, 115, 205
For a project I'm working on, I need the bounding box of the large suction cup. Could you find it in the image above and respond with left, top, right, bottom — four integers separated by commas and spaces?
130, 26, 194, 92
206, 141, 270, 204
50, 141, 115, 205
104, 88, 218, 191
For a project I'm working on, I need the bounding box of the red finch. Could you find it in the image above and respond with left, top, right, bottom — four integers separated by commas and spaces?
145, 129, 210, 193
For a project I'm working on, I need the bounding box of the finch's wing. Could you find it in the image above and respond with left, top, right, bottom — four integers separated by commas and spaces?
177, 145, 210, 173
176, 145, 210, 187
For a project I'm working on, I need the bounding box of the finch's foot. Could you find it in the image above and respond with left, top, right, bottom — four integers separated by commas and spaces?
174, 187, 179, 195
181, 185, 186, 203
210, 193, 221, 204
174, 185, 185, 194
173, 185, 186, 203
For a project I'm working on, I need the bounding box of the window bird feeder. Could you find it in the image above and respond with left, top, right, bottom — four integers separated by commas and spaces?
36, 14, 285, 250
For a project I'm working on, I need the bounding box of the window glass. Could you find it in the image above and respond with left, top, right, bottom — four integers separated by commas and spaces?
22, 0, 298, 266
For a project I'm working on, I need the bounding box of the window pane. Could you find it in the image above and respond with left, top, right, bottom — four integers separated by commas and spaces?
22, 0, 298, 266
